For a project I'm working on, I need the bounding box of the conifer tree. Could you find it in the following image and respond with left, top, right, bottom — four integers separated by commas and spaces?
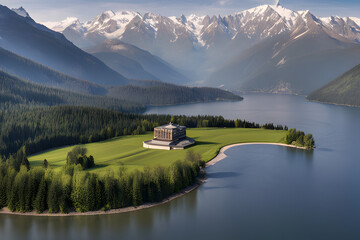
47, 178, 61, 213
34, 177, 47, 213
132, 172, 143, 206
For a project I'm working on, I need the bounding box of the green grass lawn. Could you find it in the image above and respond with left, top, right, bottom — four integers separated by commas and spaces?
29, 128, 286, 174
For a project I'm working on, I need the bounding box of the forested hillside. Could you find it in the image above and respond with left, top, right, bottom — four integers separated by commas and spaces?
0, 105, 268, 157
307, 64, 360, 107
108, 82, 243, 105
0, 70, 143, 112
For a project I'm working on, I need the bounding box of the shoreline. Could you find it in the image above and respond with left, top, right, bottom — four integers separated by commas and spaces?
0, 142, 306, 217
306, 99, 359, 108
0, 177, 205, 217
206, 142, 307, 167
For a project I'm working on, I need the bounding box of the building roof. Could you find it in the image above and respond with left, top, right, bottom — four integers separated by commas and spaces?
155, 122, 186, 130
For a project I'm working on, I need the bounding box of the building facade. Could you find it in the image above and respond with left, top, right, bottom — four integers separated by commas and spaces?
143, 122, 194, 150
154, 123, 186, 141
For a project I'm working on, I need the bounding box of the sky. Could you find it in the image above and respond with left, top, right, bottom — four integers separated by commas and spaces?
2, 0, 360, 23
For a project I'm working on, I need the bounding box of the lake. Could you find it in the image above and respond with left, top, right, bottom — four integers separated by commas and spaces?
1, 94, 360, 240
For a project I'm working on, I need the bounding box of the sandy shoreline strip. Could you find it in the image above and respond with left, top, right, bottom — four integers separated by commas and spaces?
206, 142, 306, 167
0, 142, 305, 217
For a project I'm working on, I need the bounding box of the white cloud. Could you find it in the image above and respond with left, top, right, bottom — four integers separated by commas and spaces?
217, 0, 232, 6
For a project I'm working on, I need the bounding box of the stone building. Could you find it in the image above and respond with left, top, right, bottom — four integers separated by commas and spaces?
153, 122, 186, 141
143, 122, 195, 150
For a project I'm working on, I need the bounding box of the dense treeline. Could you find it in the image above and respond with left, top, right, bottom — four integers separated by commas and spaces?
285, 128, 315, 149
0, 105, 285, 157
0, 150, 204, 213
0, 70, 144, 112
108, 83, 243, 105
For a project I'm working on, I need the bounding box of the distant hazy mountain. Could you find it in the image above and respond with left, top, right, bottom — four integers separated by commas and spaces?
0, 4, 128, 86
45, 4, 360, 94
107, 80, 242, 105
307, 64, 360, 107
0, 46, 107, 95
88, 40, 189, 84
0, 70, 142, 112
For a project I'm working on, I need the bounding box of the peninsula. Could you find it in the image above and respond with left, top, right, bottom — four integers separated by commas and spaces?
0, 123, 314, 216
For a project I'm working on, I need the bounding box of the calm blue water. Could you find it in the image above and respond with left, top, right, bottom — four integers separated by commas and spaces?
1, 94, 360, 240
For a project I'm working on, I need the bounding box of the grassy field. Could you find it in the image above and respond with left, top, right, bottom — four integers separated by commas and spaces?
29, 128, 286, 174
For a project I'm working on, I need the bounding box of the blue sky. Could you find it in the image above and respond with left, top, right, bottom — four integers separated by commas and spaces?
2, 0, 360, 22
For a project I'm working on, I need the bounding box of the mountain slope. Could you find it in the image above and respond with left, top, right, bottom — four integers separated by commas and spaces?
107, 80, 242, 105
0, 4, 128, 86
307, 64, 360, 107
93, 51, 158, 81
0, 70, 143, 112
88, 40, 189, 83
0, 46, 107, 95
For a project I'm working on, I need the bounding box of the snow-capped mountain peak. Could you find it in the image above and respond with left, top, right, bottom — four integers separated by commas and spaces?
43, 17, 80, 32
269, 4, 299, 25
42, 4, 360, 51
349, 17, 360, 27
238, 4, 300, 28
11, 7, 30, 18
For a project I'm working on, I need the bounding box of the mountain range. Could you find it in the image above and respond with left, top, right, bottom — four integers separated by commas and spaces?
0, 5, 128, 86
0, 4, 242, 110
45, 3, 360, 94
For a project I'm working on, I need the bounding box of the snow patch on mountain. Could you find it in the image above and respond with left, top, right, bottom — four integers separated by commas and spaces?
83, 10, 140, 38
11, 7, 30, 18
43, 17, 80, 32
350, 17, 360, 26
293, 30, 309, 40
269, 4, 298, 27
110, 44, 128, 51
276, 57, 286, 67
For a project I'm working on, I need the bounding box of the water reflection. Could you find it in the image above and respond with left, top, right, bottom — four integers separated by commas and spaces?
206, 172, 240, 178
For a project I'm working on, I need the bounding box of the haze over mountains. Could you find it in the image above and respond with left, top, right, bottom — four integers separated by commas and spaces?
45, 3, 360, 94
87, 39, 189, 84
0, 5, 129, 86
0, 4, 242, 109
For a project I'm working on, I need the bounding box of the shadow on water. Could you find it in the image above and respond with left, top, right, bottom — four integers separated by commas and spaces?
316, 147, 333, 152
207, 172, 240, 179
285, 146, 314, 168
202, 184, 239, 190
